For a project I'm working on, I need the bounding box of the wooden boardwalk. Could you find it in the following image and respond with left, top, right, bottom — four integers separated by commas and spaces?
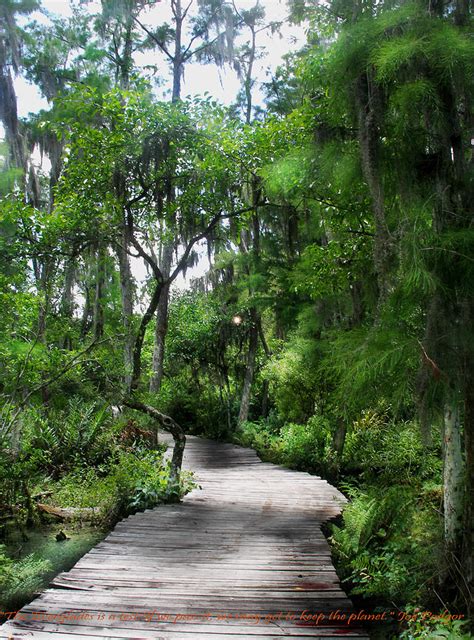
1, 435, 369, 639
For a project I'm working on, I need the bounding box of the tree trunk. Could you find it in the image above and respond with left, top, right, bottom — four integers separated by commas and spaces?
355, 75, 392, 304
443, 402, 464, 552
36, 259, 54, 404
332, 422, 347, 460
150, 243, 173, 393
80, 285, 92, 338
171, 0, 183, 103
462, 323, 474, 626
132, 282, 163, 388
117, 227, 135, 394
59, 258, 76, 350
92, 244, 106, 340
60, 259, 75, 318
238, 308, 259, 426
0, 48, 26, 174
261, 378, 269, 418
149, 282, 170, 393
350, 279, 364, 326
257, 319, 271, 419
244, 26, 256, 124
37, 262, 49, 345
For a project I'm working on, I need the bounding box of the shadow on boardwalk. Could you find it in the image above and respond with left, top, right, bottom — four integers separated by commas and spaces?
1, 434, 369, 639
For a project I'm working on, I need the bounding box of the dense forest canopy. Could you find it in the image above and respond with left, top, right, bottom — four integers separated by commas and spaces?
0, 0, 473, 637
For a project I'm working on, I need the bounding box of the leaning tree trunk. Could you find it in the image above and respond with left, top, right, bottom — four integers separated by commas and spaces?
261, 379, 270, 418
123, 398, 186, 490
60, 259, 75, 318
36, 259, 52, 345
132, 281, 163, 388
150, 242, 173, 393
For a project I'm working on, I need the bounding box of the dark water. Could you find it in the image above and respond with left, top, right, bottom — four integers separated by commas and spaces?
6, 522, 105, 570
1, 522, 106, 618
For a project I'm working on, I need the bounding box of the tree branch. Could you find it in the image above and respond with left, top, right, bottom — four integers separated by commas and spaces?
134, 17, 174, 62
125, 204, 164, 283
168, 206, 256, 283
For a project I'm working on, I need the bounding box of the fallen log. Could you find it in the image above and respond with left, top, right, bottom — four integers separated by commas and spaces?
37, 503, 101, 521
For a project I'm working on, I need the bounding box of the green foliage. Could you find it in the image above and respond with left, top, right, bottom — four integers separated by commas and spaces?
263, 337, 321, 423
23, 398, 115, 474
0, 443, 40, 530
156, 378, 229, 439
279, 416, 333, 472
0, 545, 51, 611
237, 419, 282, 463
0, 0, 472, 630
52, 85, 245, 248
330, 484, 443, 603
164, 291, 223, 370
292, 237, 371, 300
326, 321, 421, 416
41, 449, 196, 524
343, 410, 442, 482
237, 414, 334, 475
398, 608, 472, 639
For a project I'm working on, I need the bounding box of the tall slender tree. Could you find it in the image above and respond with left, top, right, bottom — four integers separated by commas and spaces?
134, 0, 242, 393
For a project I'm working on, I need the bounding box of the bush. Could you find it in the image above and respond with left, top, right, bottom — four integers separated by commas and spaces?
237, 420, 282, 462
263, 337, 321, 423
23, 398, 117, 475
398, 608, 472, 639
330, 484, 443, 603
153, 377, 229, 439
0, 444, 40, 529
0, 544, 51, 611
279, 415, 333, 472
343, 410, 442, 484
236, 414, 334, 474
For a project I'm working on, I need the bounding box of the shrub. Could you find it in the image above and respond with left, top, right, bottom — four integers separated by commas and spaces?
279, 415, 333, 473
0, 545, 51, 611
398, 608, 472, 639
263, 337, 320, 423
23, 398, 116, 475
0, 444, 40, 528
236, 415, 334, 474
342, 410, 442, 483
236, 420, 282, 462
330, 484, 443, 603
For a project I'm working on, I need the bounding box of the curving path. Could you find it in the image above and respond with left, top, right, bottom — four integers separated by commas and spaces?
1, 435, 369, 639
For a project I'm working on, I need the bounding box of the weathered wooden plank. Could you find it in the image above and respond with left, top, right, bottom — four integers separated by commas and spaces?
4, 617, 369, 638
6, 611, 368, 637
1, 626, 368, 640
24, 592, 353, 609
1, 434, 365, 640
47, 579, 344, 591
